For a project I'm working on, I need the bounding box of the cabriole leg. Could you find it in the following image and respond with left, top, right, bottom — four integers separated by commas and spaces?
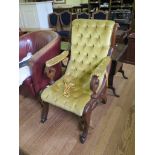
80, 111, 91, 144
119, 66, 128, 79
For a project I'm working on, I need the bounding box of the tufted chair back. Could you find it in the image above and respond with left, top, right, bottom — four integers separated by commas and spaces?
65, 19, 115, 80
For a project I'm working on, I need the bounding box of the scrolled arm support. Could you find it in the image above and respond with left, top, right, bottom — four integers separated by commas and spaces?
83, 75, 100, 114
44, 50, 69, 84
44, 66, 56, 84
90, 75, 99, 99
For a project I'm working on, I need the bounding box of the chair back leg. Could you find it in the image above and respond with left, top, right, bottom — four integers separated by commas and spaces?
41, 102, 49, 123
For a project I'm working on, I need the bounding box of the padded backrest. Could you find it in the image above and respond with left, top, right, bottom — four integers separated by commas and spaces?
65, 19, 115, 79
77, 12, 90, 19
93, 11, 107, 20
49, 12, 59, 27
60, 11, 72, 26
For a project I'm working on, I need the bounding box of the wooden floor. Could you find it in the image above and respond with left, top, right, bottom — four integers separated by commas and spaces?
19, 64, 135, 155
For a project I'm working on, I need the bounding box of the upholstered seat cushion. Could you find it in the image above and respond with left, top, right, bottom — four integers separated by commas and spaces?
41, 56, 111, 116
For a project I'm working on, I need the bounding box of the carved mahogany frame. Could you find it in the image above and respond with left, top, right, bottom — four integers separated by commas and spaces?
40, 23, 118, 143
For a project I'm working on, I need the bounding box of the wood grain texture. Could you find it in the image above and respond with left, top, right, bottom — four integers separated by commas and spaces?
20, 64, 135, 155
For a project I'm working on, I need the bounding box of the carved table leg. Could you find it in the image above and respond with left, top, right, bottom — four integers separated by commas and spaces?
108, 61, 120, 97
108, 75, 120, 97
118, 65, 128, 79
80, 111, 91, 144
41, 102, 49, 123
108, 86, 120, 98
100, 96, 107, 104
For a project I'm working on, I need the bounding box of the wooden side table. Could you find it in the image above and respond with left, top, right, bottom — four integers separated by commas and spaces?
108, 29, 129, 97
123, 33, 135, 65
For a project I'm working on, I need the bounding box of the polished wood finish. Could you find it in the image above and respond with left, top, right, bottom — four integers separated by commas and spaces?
44, 66, 56, 85
20, 63, 135, 155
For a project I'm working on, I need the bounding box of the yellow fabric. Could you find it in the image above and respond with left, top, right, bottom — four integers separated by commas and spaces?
46, 51, 69, 67
41, 19, 115, 116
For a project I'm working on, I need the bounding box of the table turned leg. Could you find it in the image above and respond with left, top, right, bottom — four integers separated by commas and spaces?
118, 65, 128, 79
108, 61, 120, 97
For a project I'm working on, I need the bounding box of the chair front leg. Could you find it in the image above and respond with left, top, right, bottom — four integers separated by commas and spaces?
80, 110, 92, 144
41, 102, 49, 123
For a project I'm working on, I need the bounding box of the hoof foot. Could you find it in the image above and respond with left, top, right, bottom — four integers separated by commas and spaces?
115, 94, 120, 98
40, 118, 47, 123
80, 134, 86, 144
79, 122, 84, 131
124, 76, 128, 79
108, 86, 120, 97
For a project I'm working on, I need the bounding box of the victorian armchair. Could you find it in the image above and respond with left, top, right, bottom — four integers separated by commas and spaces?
19, 31, 62, 97
40, 19, 118, 143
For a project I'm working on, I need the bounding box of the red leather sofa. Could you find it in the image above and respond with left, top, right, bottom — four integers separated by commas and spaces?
19, 30, 62, 97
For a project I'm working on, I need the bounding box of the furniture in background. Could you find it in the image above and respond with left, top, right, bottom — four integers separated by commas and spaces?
108, 30, 128, 97
19, 30, 62, 97
109, 9, 132, 31
88, 0, 100, 13
59, 10, 72, 41
109, 0, 134, 11
53, 4, 73, 12
19, 28, 27, 36
19, 28, 55, 36
76, 12, 90, 19
48, 12, 60, 31
122, 33, 135, 65
92, 10, 108, 19
19, 1, 53, 28
40, 19, 118, 143
100, 0, 109, 11
108, 42, 128, 97
48, 11, 72, 42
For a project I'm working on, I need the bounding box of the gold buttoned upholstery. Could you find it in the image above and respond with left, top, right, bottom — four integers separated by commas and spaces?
41, 19, 115, 116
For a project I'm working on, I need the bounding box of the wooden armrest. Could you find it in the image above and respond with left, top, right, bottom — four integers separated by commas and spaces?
44, 51, 69, 84
46, 51, 69, 67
